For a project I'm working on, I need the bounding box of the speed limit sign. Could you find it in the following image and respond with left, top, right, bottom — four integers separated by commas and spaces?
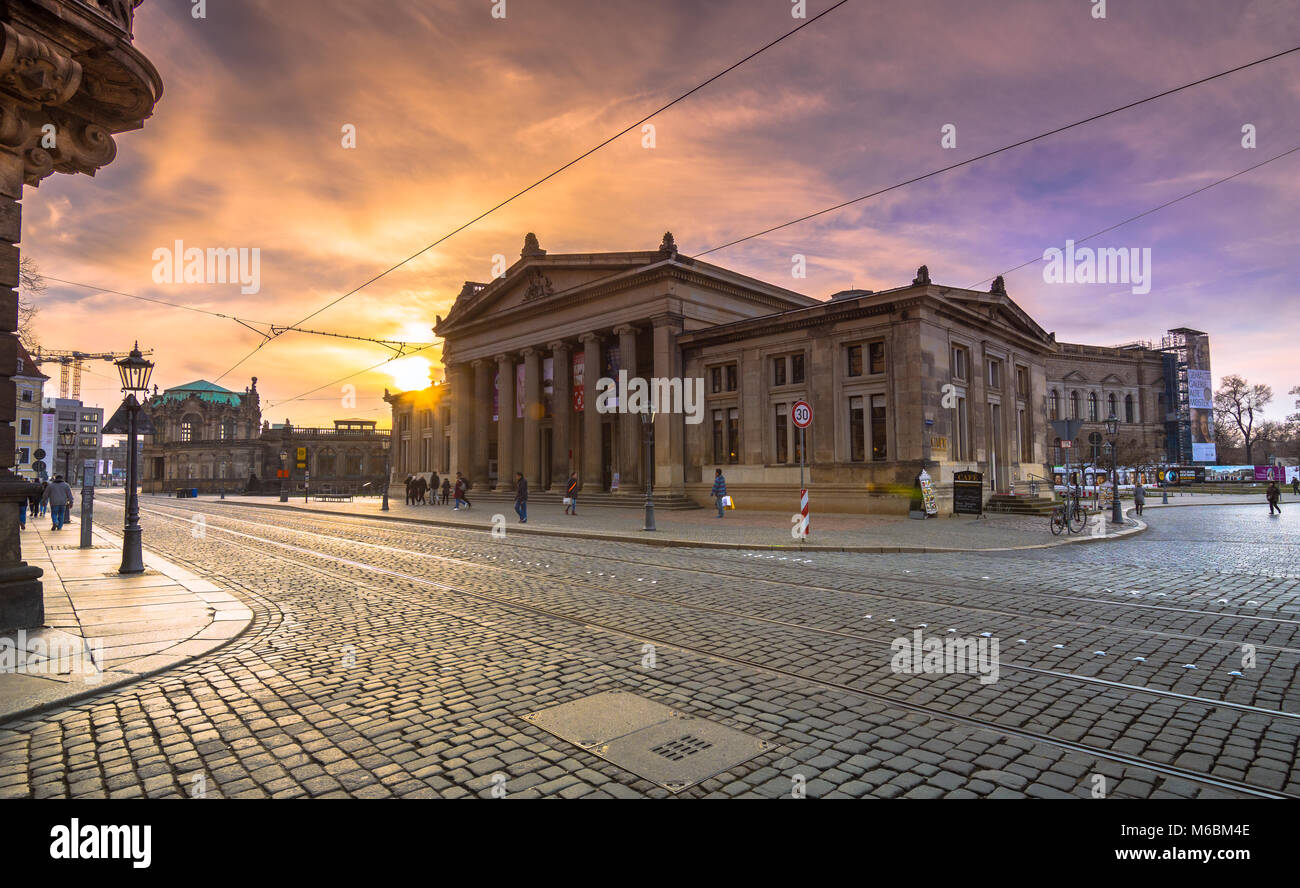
791, 400, 812, 428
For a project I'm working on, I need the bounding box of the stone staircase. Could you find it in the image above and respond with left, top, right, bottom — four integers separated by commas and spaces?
984, 492, 1058, 516
454, 488, 703, 511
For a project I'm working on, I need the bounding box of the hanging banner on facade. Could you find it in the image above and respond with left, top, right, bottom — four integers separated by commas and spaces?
516, 363, 525, 419
573, 353, 585, 412
1186, 333, 1215, 462
604, 345, 620, 409
542, 357, 554, 417
492, 370, 499, 422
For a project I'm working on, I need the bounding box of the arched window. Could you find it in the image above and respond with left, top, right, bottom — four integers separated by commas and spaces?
1107, 393, 1117, 419
1125, 394, 1135, 423
1088, 392, 1098, 421
181, 414, 200, 443
1049, 391, 1060, 420
1070, 391, 1080, 419
317, 447, 337, 477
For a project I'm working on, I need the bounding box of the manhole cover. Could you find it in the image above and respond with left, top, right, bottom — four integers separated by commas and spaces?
523, 690, 771, 792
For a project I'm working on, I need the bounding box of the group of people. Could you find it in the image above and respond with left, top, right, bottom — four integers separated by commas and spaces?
403, 472, 474, 510
17, 475, 76, 531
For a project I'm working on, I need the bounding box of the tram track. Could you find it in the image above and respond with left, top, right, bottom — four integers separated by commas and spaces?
105, 499, 1300, 799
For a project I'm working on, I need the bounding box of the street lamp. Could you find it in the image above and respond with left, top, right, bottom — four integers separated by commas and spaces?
1105, 411, 1122, 524
279, 450, 289, 502
640, 404, 657, 532
380, 437, 391, 511
58, 426, 75, 481
114, 343, 154, 574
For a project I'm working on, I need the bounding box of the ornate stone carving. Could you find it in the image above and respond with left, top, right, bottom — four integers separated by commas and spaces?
522, 267, 554, 301
659, 231, 677, 255
912, 265, 931, 286
990, 275, 1007, 296
0, 24, 82, 107
80, 1, 141, 37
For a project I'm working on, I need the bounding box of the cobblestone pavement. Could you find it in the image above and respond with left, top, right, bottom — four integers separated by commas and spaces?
0, 496, 1295, 799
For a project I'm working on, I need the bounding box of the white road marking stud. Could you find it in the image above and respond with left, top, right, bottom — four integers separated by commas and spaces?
1053, 644, 1065, 649
1216, 599, 1228, 604
1183, 664, 1197, 669
1133, 656, 1146, 662
887, 618, 897, 623
1228, 671, 1243, 677
1248, 600, 1259, 606
980, 632, 992, 638
1017, 639, 1027, 644
1093, 651, 1105, 656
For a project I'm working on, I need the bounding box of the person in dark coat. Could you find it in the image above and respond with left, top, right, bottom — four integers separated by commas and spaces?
27, 484, 40, 517
41, 475, 74, 530
453, 473, 470, 510
711, 468, 727, 518
564, 472, 579, 515
430, 473, 440, 504
514, 472, 528, 523
415, 475, 427, 504
441, 476, 451, 506
404, 475, 414, 505
1267, 481, 1281, 515
1132, 481, 1145, 516
1292, 476, 1299, 496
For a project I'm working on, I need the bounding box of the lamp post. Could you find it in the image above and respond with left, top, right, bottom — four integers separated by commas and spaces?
279, 450, 289, 502
380, 437, 391, 511
640, 406, 656, 532
1106, 412, 1122, 524
59, 426, 75, 481
115, 343, 154, 575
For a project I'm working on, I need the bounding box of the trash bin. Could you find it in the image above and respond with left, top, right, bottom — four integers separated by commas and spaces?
189, 487, 198, 498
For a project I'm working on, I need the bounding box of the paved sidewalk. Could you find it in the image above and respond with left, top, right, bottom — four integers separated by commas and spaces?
0, 520, 253, 722
153, 491, 1146, 552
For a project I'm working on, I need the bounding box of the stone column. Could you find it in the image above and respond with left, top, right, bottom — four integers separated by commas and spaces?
615, 324, 640, 491
580, 333, 603, 490
495, 353, 515, 489
652, 316, 686, 492
449, 363, 474, 481
471, 359, 491, 488
549, 340, 572, 484
521, 347, 541, 489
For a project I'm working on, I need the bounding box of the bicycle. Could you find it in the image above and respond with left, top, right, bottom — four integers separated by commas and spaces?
1049, 487, 1089, 535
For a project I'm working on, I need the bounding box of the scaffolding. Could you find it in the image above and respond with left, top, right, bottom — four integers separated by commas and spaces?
1158, 327, 1208, 464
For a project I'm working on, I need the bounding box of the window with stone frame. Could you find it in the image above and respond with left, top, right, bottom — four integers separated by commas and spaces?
181, 414, 200, 442
1125, 394, 1135, 423
951, 344, 969, 381
1016, 365, 1030, 397
1049, 390, 1060, 420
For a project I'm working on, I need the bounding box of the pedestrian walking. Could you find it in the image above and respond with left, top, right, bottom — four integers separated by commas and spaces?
453, 473, 471, 510
514, 472, 528, 523
27, 485, 40, 517
1132, 481, 1145, 516
430, 473, 440, 504
1292, 476, 1299, 497
38, 480, 48, 516
404, 475, 414, 505
460, 472, 472, 509
41, 474, 74, 531
441, 476, 451, 506
415, 474, 427, 505
1267, 481, 1281, 516
564, 472, 579, 515
711, 468, 727, 518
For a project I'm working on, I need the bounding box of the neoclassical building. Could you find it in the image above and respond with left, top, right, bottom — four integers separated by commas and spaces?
389, 234, 1179, 513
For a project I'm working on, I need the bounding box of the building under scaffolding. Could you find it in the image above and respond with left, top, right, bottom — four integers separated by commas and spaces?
1159, 327, 1215, 464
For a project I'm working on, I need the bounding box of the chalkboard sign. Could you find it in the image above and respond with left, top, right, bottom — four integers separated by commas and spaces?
952, 470, 984, 516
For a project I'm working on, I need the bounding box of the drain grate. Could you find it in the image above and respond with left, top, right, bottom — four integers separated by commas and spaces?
650, 734, 713, 761
522, 690, 771, 793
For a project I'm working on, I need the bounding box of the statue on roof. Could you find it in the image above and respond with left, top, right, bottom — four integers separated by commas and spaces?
659, 231, 677, 255
912, 265, 931, 286
250, 376, 257, 391
990, 275, 1007, 296
521, 232, 546, 258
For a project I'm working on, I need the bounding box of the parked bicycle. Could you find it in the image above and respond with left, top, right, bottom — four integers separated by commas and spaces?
1049, 485, 1088, 535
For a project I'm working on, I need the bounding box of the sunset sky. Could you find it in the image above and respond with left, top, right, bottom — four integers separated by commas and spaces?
25, 0, 1300, 427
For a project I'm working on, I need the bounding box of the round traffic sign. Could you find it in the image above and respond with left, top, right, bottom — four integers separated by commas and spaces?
791, 400, 812, 428
33, 448, 45, 460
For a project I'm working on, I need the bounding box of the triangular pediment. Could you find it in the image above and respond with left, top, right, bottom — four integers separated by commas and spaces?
1099, 373, 1124, 384
937, 288, 1053, 347
1060, 370, 1089, 383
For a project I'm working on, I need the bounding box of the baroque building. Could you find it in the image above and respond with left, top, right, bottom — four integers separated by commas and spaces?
141, 378, 389, 495
389, 234, 1181, 514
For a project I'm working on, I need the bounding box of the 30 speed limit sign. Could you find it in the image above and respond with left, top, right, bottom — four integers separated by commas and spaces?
791, 400, 812, 428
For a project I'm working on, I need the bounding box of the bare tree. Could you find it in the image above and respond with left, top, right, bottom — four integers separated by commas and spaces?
1214, 375, 1272, 464
1289, 385, 1300, 424
18, 255, 43, 350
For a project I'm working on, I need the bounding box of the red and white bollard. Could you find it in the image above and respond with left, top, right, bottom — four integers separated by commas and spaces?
800, 488, 810, 537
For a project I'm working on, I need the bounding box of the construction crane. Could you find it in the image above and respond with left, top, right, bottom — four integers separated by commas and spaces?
29, 347, 156, 400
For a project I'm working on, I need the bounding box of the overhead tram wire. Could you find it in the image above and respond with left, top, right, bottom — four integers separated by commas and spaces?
965, 142, 1300, 289
242, 42, 1300, 408
209, 0, 854, 383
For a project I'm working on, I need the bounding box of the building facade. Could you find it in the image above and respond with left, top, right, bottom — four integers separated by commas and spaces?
14, 343, 48, 480
43, 397, 102, 485
391, 234, 1181, 513
141, 378, 389, 495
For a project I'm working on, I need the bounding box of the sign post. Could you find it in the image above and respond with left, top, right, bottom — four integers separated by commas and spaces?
952, 470, 984, 517
792, 400, 812, 538
79, 458, 96, 549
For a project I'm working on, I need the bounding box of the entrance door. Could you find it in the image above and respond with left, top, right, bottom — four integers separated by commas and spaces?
601, 422, 613, 491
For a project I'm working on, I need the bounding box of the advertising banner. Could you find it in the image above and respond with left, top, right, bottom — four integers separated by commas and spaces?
542, 357, 554, 416
1186, 333, 1214, 462
1187, 369, 1213, 409
573, 353, 585, 412
492, 370, 499, 422
516, 363, 525, 420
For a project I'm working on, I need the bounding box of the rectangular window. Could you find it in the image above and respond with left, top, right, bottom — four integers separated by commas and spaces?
955, 396, 969, 460
849, 396, 865, 462
868, 342, 885, 375
19, 418, 30, 435
17, 447, 28, 464
81, 436, 96, 447
772, 357, 786, 387
791, 353, 805, 384
725, 364, 737, 392
20, 389, 32, 402
710, 366, 722, 394
951, 345, 968, 381
774, 404, 788, 464
847, 345, 863, 377
987, 359, 1001, 390
727, 408, 739, 463
1016, 365, 1029, 397
713, 410, 725, 463
871, 394, 887, 461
